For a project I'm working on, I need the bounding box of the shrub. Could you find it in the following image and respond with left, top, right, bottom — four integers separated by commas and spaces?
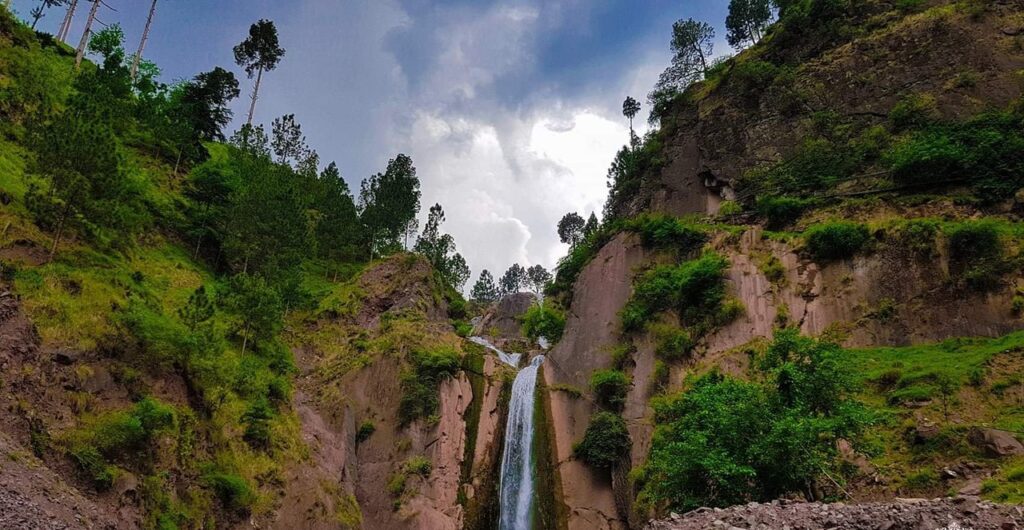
889, 93, 938, 130
755, 196, 816, 229
574, 411, 631, 470
70, 446, 116, 490
590, 369, 631, 411
241, 398, 274, 450
203, 470, 256, 513
356, 420, 376, 444
638, 331, 864, 511
945, 220, 1006, 289
652, 324, 694, 362
452, 320, 472, 337
628, 253, 730, 331
521, 303, 565, 342
804, 221, 870, 262
621, 214, 707, 255
717, 200, 743, 216
743, 138, 859, 196
887, 219, 939, 258
398, 346, 461, 424
404, 455, 432, 477
730, 60, 782, 95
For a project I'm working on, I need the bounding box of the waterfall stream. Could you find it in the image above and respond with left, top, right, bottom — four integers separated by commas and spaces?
498, 354, 544, 530
469, 336, 544, 529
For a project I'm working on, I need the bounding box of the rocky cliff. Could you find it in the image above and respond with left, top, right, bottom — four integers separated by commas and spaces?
542, 1, 1024, 528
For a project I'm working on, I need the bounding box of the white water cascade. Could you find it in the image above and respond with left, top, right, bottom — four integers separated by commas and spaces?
498, 354, 544, 530
469, 336, 522, 367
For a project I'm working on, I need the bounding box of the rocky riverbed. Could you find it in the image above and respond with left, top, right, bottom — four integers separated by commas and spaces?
646, 497, 1023, 530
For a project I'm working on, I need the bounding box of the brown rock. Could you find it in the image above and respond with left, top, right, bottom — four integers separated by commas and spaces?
968, 427, 1024, 457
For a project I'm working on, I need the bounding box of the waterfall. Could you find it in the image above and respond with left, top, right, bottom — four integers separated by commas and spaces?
469, 336, 522, 367
498, 354, 544, 530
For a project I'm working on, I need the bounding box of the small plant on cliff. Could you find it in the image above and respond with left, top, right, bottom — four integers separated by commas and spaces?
621, 214, 707, 255
590, 369, 632, 412
622, 252, 731, 334
398, 346, 462, 425
573, 411, 631, 470
945, 220, 1007, 290
521, 303, 566, 343
803, 221, 870, 262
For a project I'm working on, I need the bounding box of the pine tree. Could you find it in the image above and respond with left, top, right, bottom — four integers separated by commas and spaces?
726, 0, 773, 50
358, 154, 421, 259
584, 212, 600, 239
557, 212, 586, 249
499, 264, 527, 296
233, 19, 285, 127
526, 265, 552, 297
471, 270, 499, 304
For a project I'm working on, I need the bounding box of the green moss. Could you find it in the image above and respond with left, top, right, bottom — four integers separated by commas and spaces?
804, 221, 871, 262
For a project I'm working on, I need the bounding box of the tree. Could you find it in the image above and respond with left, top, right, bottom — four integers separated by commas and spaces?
74, 0, 102, 68
131, 0, 159, 82
270, 114, 309, 167
470, 270, 499, 304
498, 264, 527, 296
726, 0, 773, 50
358, 154, 421, 259
57, 0, 79, 42
233, 19, 285, 127
526, 264, 552, 297
313, 162, 360, 278
622, 96, 641, 141
220, 273, 284, 355
414, 203, 470, 291
650, 19, 715, 104
177, 67, 241, 142
557, 212, 586, 249
584, 212, 600, 239
30, 0, 65, 30
178, 285, 215, 332
26, 102, 141, 259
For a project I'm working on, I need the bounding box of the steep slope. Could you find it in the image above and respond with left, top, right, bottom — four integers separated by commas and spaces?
543, 2, 1024, 528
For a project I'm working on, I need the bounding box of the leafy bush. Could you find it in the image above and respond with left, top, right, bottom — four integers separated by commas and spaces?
884, 111, 1024, 199
652, 324, 694, 362
203, 470, 256, 513
804, 221, 870, 262
637, 330, 864, 511
755, 196, 816, 229
717, 201, 743, 216
574, 411, 631, 470
623, 253, 730, 333
356, 420, 376, 443
742, 138, 859, 197
889, 93, 938, 130
887, 219, 939, 258
621, 214, 707, 255
398, 346, 462, 424
590, 369, 631, 411
521, 303, 566, 342
404, 455, 432, 477
730, 60, 782, 95
945, 220, 1006, 289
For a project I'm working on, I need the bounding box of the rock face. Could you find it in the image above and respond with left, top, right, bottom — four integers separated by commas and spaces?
644, 498, 1024, 530
474, 292, 537, 340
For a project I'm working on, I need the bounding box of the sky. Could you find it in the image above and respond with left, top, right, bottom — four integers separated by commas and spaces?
11, 0, 732, 282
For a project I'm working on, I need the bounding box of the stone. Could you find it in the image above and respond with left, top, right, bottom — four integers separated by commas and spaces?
968, 427, 1024, 457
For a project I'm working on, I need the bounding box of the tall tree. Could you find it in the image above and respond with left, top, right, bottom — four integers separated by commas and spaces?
584, 212, 600, 239
726, 0, 773, 49
30, 0, 65, 30
175, 67, 241, 143
130, 0, 159, 82
471, 270, 499, 304
651, 19, 715, 99
233, 19, 285, 127
499, 264, 527, 296
557, 212, 586, 249
57, 0, 77, 42
270, 114, 308, 167
414, 203, 469, 290
358, 154, 421, 259
73, 0, 101, 68
622, 96, 641, 141
526, 265, 552, 298
313, 162, 360, 279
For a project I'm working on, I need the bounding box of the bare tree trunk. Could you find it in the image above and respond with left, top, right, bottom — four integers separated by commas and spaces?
241, 321, 250, 355
245, 66, 264, 127
49, 205, 71, 262
74, 0, 100, 69
57, 0, 78, 42
131, 0, 158, 82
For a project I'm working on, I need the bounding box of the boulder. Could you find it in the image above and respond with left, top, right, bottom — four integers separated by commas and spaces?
473, 292, 536, 339
968, 428, 1024, 457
